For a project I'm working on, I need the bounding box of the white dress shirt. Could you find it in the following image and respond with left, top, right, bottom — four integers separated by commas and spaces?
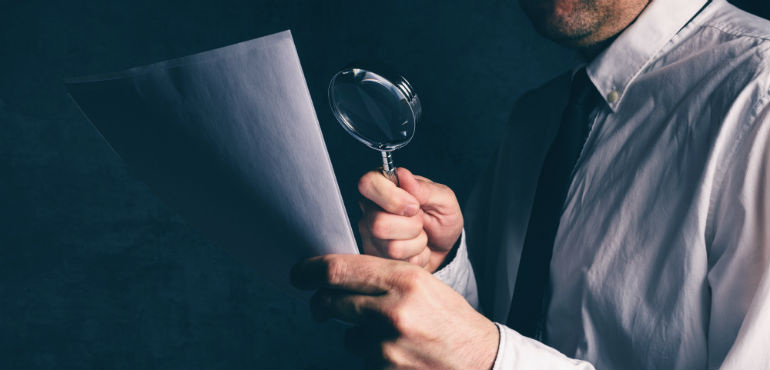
434, 0, 770, 368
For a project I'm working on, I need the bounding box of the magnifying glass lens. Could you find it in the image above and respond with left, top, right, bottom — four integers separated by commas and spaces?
329, 67, 420, 184
329, 69, 415, 151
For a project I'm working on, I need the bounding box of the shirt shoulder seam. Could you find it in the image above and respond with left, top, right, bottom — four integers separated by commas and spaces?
700, 23, 770, 43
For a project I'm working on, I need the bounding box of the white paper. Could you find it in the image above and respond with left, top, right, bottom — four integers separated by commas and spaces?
66, 30, 359, 296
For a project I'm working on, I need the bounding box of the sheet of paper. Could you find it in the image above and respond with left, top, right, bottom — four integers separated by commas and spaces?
66, 30, 359, 296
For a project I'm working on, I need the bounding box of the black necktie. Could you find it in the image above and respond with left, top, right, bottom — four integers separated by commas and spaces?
507, 68, 601, 339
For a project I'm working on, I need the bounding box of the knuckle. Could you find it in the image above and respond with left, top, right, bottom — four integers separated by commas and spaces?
414, 214, 424, 228
435, 181, 452, 194
380, 342, 402, 365
407, 252, 427, 267
405, 213, 423, 232
357, 173, 375, 197
385, 241, 408, 260
437, 183, 458, 203
401, 266, 425, 285
323, 256, 346, 285
369, 214, 391, 238
386, 197, 407, 214
417, 230, 428, 244
384, 303, 411, 333
378, 197, 406, 215
396, 267, 427, 295
442, 183, 456, 197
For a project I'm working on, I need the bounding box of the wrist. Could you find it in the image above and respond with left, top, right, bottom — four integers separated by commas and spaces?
466, 316, 500, 370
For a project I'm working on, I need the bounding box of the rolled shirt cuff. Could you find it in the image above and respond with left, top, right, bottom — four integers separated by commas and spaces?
433, 230, 479, 309
492, 323, 596, 370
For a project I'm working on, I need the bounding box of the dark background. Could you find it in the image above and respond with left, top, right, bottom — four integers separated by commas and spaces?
0, 0, 766, 368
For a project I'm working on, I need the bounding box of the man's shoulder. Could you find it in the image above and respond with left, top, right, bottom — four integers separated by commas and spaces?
690, 0, 770, 81
704, 2, 770, 114
661, 1, 770, 114
662, 1, 770, 72
704, 1, 770, 43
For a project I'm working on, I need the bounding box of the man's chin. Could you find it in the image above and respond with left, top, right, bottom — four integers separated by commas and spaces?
528, 18, 597, 47
519, 0, 601, 47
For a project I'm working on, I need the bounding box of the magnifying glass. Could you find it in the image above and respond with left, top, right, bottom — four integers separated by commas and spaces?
328, 66, 421, 186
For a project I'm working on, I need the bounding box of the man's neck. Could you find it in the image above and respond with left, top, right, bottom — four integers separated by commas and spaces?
578, 35, 618, 61
577, 0, 652, 62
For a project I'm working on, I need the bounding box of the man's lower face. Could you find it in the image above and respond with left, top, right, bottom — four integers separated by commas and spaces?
518, 0, 604, 45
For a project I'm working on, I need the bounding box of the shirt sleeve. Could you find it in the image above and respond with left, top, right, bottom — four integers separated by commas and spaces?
492, 323, 595, 370
708, 101, 770, 369
433, 230, 480, 310
434, 232, 598, 369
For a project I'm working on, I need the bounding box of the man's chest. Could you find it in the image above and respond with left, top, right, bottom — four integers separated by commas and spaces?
542, 74, 734, 366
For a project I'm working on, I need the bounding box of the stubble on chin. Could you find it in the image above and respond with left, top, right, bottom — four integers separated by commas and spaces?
519, 0, 604, 46
519, 0, 650, 49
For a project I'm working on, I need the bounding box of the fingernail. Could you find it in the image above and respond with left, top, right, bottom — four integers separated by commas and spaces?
403, 202, 419, 217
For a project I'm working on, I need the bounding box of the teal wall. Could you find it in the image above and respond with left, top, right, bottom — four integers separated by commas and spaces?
1, 0, 763, 368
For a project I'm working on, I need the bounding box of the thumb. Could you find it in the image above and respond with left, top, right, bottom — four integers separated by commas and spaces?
397, 167, 432, 205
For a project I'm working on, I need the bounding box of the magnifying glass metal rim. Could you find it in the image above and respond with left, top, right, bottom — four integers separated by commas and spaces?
328, 65, 422, 185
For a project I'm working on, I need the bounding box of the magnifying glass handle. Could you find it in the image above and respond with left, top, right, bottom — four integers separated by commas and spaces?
381, 151, 399, 186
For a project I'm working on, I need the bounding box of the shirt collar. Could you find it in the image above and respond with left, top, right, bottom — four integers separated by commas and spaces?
586, 0, 710, 111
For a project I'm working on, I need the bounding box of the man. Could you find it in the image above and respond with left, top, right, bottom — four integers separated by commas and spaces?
291, 0, 770, 368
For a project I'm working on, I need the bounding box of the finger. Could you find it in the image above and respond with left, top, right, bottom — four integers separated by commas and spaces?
412, 174, 434, 183
359, 222, 381, 257
311, 288, 382, 324
397, 167, 458, 214
359, 220, 394, 259
395, 167, 431, 205
376, 231, 428, 261
361, 205, 423, 240
406, 245, 431, 268
291, 254, 402, 293
359, 222, 428, 261
359, 171, 420, 217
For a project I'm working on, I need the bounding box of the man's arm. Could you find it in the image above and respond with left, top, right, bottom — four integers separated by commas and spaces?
292, 167, 596, 369
706, 101, 770, 369
291, 252, 599, 369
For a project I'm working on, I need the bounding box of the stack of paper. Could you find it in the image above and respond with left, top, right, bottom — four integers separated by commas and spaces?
66, 30, 359, 296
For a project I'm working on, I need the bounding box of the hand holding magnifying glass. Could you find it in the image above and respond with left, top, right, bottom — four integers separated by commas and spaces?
327, 65, 463, 272
328, 66, 421, 186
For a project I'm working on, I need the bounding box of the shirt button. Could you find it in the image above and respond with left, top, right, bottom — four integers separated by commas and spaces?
607, 90, 619, 103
